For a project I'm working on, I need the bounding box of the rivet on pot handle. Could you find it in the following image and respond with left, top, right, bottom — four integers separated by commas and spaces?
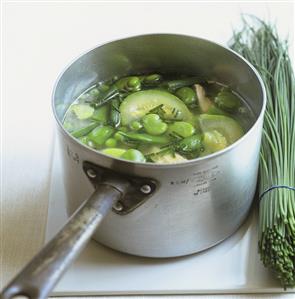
0, 174, 130, 299
83, 161, 158, 215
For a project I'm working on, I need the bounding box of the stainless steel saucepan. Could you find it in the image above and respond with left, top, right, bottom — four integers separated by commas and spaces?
1, 34, 266, 299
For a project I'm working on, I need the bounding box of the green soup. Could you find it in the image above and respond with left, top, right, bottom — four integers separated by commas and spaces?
63, 74, 254, 163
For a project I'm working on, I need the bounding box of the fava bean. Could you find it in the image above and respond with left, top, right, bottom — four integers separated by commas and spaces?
105, 138, 117, 148
163, 77, 200, 92
142, 114, 168, 135
176, 134, 203, 155
130, 120, 143, 131
121, 149, 146, 162
168, 121, 195, 138
214, 90, 241, 112
175, 87, 196, 106
115, 76, 141, 92
114, 131, 125, 141
142, 74, 162, 86
88, 126, 114, 146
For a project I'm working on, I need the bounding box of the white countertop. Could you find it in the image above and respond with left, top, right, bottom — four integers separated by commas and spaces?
1, 1, 294, 298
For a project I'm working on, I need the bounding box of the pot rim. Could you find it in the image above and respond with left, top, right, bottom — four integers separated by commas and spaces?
52, 33, 266, 169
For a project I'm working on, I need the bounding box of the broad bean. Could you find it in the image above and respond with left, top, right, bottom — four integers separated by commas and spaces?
176, 134, 203, 155
168, 121, 195, 138
142, 114, 168, 135
121, 149, 146, 162
88, 126, 114, 146
175, 87, 196, 106
214, 90, 241, 112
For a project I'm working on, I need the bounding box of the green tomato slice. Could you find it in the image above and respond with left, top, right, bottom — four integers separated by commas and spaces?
198, 114, 244, 144
202, 130, 228, 154
120, 90, 193, 126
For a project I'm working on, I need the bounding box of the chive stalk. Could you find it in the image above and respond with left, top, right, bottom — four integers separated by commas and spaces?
229, 17, 295, 288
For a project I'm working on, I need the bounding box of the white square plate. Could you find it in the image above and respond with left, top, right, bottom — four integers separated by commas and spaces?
45, 142, 293, 295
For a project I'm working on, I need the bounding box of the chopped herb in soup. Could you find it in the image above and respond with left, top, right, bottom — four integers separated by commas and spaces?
63, 74, 253, 163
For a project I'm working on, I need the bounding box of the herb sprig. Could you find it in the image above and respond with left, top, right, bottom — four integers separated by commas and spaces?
230, 16, 295, 288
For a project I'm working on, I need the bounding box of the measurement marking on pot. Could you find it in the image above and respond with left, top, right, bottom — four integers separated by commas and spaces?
67, 145, 80, 163
191, 166, 220, 197
194, 186, 210, 196
169, 165, 220, 198
170, 179, 189, 185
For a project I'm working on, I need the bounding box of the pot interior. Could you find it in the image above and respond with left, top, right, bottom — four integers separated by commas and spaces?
53, 34, 265, 132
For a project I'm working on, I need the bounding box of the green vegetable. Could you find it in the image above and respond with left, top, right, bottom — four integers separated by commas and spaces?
88, 126, 114, 146
71, 122, 99, 138
194, 84, 227, 115
175, 87, 196, 106
142, 74, 162, 86
94, 85, 119, 107
115, 76, 141, 92
120, 89, 192, 125
71, 104, 94, 120
121, 149, 146, 162
162, 77, 200, 92
230, 17, 295, 288
93, 76, 142, 108
168, 121, 195, 138
214, 90, 241, 112
119, 131, 170, 144
150, 151, 187, 164
142, 113, 168, 135
79, 136, 89, 145
175, 134, 203, 158
91, 105, 109, 123
206, 105, 228, 116
114, 131, 125, 142
198, 114, 243, 144
102, 148, 126, 157
202, 130, 228, 154
129, 120, 143, 131
105, 138, 117, 148
63, 73, 247, 165
117, 126, 128, 132
110, 98, 121, 128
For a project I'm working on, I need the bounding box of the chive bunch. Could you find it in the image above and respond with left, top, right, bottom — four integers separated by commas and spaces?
230, 17, 295, 288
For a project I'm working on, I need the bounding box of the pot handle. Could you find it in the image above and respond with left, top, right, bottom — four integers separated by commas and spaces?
0, 178, 130, 299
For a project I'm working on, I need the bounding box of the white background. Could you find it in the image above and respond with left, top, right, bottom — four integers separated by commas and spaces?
1, 1, 295, 298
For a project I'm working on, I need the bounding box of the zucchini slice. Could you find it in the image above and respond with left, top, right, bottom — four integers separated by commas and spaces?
198, 114, 244, 144
120, 90, 192, 125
